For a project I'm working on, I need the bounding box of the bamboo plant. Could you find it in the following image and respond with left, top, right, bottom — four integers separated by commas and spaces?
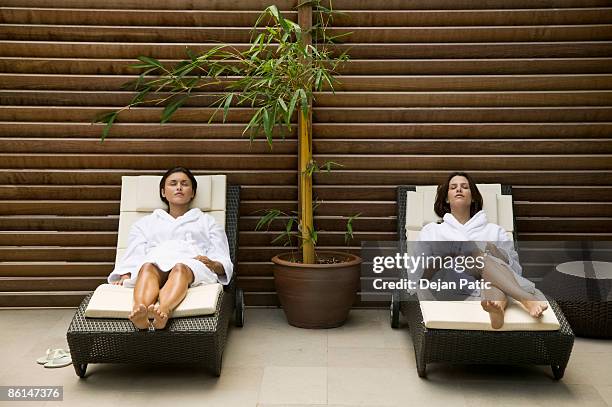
97, 2, 349, 264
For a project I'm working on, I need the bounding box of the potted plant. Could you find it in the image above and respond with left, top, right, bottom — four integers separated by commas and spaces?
97, 2, 362, 328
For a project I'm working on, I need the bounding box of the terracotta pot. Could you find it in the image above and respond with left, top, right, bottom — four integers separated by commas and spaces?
271, 251, 362, 329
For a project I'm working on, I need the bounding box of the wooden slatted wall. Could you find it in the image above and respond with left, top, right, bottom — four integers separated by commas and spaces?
0, 0, 301, 307
318, 0, 612, 286
1, 0, 611, 306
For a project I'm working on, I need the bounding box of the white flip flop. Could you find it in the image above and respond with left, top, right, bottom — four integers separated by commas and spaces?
40, 349, 72, 368
36, 348, 62, 365
44, 353, 72, 368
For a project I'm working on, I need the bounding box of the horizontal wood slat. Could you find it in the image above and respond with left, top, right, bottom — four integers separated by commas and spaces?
2, 58, 611, 75
5, 200, 610, 217
0, 169, 297, 185
0, 0, 298, 10
1, 41, 611, 59
1, 122, 611, 139
0, 262, 112, 277
0, 154, 295, 169
3, 90, 612, 107
0, 9, 295, 26
2, 138, 611, 154
2, 25, 612, 43
3, 8, 611, 26
329, 1, 612, 9
2, 1, 610, 307
0, 137, 294, 154
3, 74, 612, 91
3, 154, 612, 170
1, 169, 609, 186
5, 185, 612, 203
4, 185, 612, 201
2, 0, 609, 9
313, 107, 612, 122
3, 106, 612, 123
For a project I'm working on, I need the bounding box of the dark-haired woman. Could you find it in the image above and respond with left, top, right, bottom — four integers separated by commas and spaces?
417, 172, 547, 329
107, 167, 233, 330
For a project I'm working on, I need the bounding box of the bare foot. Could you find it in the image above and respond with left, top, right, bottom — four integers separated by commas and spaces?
129, 304, 149, 330
148, 304, 169, 330
481, 300, 506, 329
520, 301, 548, 318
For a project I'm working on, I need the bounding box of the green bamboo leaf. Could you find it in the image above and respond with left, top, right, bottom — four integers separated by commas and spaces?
298, 88, 308, 115
288, 89, 300, 121
95, 111, 119, 142
285, 217, 294, 233
314, 69, 323, 90
309, 228, 318, 245
344, 212, 361, 244
186, 48, 197, 61
130, 63, 153, 69
161, 96, 187, 124
138, 56, 164, 69
222, 93, 234, 122
262, 107, 273, 142
244, 109, 264, 143
271, 233, 288, 245
129, 85, 152, 105
255, 209, 281, 231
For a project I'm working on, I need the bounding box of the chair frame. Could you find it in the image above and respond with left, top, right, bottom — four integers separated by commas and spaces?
67, 185, 243, 377
392, 185, 574, 379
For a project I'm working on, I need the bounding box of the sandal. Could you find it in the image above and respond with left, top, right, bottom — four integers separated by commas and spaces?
36, 348, 62, 365
37, 349, 72, 368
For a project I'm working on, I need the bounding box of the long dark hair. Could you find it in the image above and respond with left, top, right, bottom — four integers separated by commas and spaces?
433, 171, 483, 218
159, 166, 198, 205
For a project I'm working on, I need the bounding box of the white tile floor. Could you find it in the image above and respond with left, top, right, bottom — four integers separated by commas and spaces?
0, 308, 610, 407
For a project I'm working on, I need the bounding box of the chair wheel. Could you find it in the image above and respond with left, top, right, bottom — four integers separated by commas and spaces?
390, 291, 400, 329
552, 364, 565, 380
74, 363, 87, 378
235, 288, 244, 327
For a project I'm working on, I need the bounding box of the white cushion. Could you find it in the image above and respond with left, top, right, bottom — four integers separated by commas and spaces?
405, 183, 514, 240
480, 189, 498, 224
85, 283, 222, 318
405, 191, 423, 230
419, 296, 560, 331
497, 194, 514, 235
121, 175, 226, 212
418, 185, 439, 226
406, 229, 421, 243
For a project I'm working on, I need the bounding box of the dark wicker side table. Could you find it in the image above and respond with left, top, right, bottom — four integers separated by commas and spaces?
546, 261, 612, 339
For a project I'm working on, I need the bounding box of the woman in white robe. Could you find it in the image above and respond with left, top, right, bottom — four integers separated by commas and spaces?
417, 172, 547, 329
107, 167, 233, 330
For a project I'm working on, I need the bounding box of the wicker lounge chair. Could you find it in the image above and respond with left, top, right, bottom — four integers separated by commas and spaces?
391, 184, 574, 379
67, 175, 244, 378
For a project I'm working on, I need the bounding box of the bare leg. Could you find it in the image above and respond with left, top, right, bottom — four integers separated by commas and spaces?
129, 263, 165, 329
150, 263, 194, 330
480, 257, 548, 318
480, 285, 507, 329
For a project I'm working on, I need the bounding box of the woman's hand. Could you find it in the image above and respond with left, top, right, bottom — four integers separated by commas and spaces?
111, 273, 131, 285
194, 255, 225, 276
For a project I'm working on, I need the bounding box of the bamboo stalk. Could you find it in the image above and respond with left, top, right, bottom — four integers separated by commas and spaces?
299, 108, 315, 264
298, 3, 315, 264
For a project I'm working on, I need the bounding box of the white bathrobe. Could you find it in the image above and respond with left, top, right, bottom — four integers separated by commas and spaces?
416, 210, 535, 296
107, 208, 233, 287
